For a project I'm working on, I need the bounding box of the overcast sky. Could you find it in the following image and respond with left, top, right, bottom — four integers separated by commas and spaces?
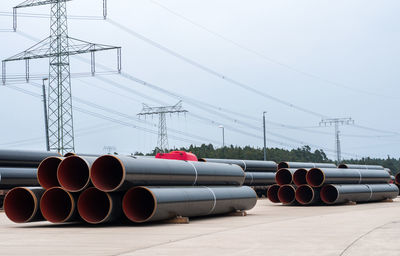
0, 0, 399, 159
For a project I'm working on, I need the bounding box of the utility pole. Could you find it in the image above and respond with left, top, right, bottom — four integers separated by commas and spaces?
320, 118, 354, 163
263, 111, 267, 161
2, 0, 121, 154
138, 101, 188, 153
218, 125, 225, 148
42, 78, 50, 151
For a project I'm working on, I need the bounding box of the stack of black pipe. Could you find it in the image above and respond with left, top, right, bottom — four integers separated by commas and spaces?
4, 155, 257, 224
269, 162, 398, 205
199, 158, 277, 197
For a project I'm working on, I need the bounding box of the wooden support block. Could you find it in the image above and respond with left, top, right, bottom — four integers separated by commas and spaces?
228, 210, 247, 216
345, 201, 357, 205
163, 216, 190, 224
382, 198, 394, 203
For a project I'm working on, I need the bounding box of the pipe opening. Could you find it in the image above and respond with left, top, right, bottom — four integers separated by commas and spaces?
78, 188, 111, 224
4, 188, 36, 223
58, 156, 90, 192
123, 187, 155, 223
395, 173, 400, 185
338, 164, 348, 168
37, 157, 62, 189
295, 185, 313, 204
40, 188, 74, 223
197, 158, 206, 162
90, 155, 124, 192
276, 169, 292, 185
320, 185, 339, 204
267, 185, 280, 203
293, 168, 307, 186
63, 152, 76, 157
306, 168, 324, 187
278, 162, 289, 169
278, 185, 296, 204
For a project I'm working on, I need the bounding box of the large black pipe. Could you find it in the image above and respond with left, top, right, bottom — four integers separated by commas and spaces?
37, 156, 64, 189
4, 187, 44, 223
295, 185, 321, 205
278, 162, 336, 170
395, 173, 400, 185
338, 164, 384, 170
0, 149, 60, 168
293, 168, 308, 186
267, 184, 280, 203
277, 185, 298, 205
0, 167, 39, 189
40, 187, 79, 223
306, 168, 391, 188
57, 156, 97, 192
198, 158, 276, 172
122, 186, 257, 223
91, 156, 245, 192
243, 172, 275, 186
320, 184, 399, 205
77, 187, 122, 224
275, 168, 298, 185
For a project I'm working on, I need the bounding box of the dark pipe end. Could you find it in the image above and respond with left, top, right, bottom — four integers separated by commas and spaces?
90, 155, 124, 192
320, 185, 339, 204
395, 173, 400, 185
293, 168, 308, 186
278, 185, 296, 205
122, 187, 156, 223
338, 164, 348, 168
58, 156, 90, 192
295, 185, 314, 205
278, 162, 289, 169
78, 188, 111, 224
63, 152, 76, 157
306, 168, 325, 187
276, 168, 293, 185
37, 157, 63, 189
4, 188, 38, 223
197, 158, 206, 162
267, 185, 281, 203
40, 187, 75, 223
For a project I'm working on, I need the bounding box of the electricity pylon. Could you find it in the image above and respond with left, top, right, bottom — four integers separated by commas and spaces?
2, 0, 121, 154
138, 101, 188, 152
320, 117, 354, 163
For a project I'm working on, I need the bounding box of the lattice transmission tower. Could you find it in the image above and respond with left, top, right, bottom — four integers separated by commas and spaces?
320, 117, 354, 163
2, 0, 121, 154
138, 101, 188, 152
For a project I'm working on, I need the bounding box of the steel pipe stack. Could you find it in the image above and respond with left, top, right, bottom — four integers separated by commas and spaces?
268, 162, 398, 205
4, 154, 257, 225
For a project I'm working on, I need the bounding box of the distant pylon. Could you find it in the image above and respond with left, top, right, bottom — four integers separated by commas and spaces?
320, 118, 354, 163
138, 101, 188, 152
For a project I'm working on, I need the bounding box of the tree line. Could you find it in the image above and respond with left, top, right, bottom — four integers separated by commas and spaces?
135, 144, 399, 175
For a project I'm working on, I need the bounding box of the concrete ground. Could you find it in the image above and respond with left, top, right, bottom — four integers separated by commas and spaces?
0, 198, 399, 256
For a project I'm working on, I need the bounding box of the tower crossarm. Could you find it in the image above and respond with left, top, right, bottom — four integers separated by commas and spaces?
3, 37, 121, 62
15, 0, 73, 9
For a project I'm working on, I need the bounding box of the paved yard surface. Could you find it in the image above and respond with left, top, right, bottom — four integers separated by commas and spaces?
0, 198, 399, 256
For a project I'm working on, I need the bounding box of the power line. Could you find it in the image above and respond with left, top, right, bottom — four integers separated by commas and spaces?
148, 0, 399, 100
107, 19, 326, 118
15, 28, 400, 139
5, 84, 210, 146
